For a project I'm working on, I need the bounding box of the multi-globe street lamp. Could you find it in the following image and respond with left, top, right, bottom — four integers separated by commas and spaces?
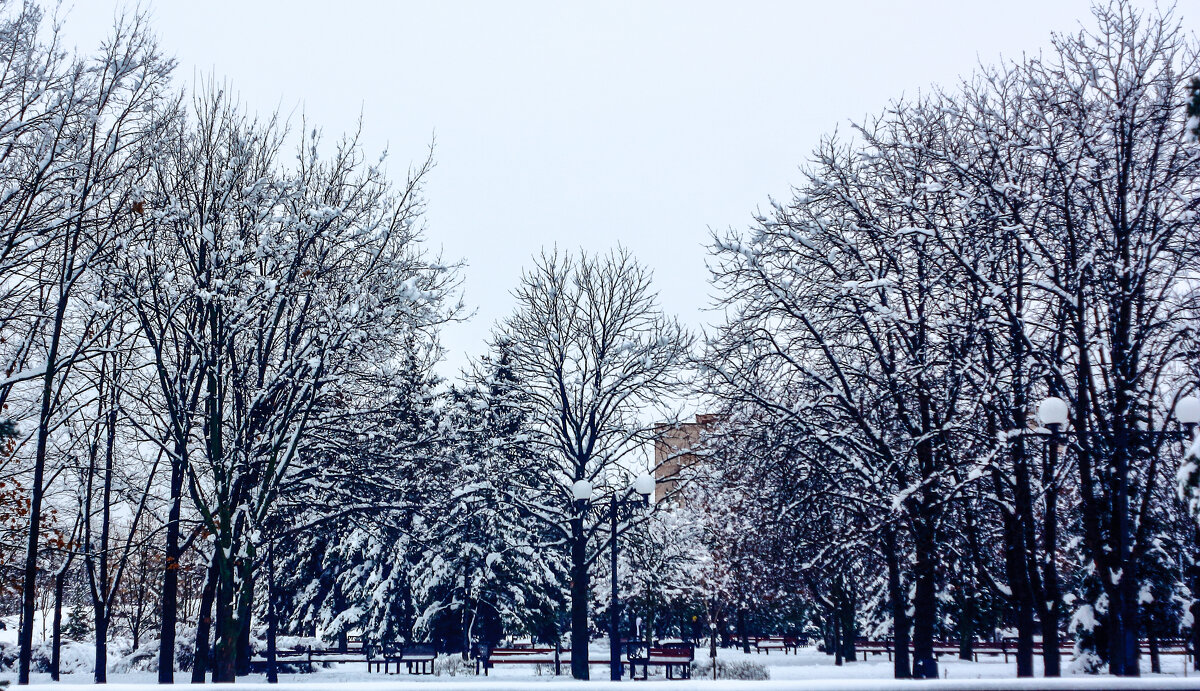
1035, 393, 1200, 675
572, 473, 656, 681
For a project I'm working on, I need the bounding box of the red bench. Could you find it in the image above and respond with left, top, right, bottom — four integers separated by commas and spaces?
250, 646, 368, 672
367, 644, 436, 674
476, 647, 613, 675
627, 643, 694, 679
753, 636, 800, 654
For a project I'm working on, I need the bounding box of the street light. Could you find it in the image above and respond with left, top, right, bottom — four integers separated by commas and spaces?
1034, 396, 1069, 677
1037, 396, 1070, 429
573, 479, 594, 502
633, 473, 655, 497
1035, 392, 1197, 676
574, 473, 654, 681
1176, 396, 1200, 428
1177, 395, 1200, 672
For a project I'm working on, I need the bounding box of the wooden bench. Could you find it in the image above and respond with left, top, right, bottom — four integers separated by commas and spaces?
627, 643, 694, 680
753, 636, 799, 655
367, 644, 436, 674
858, 640, 893, 659
857, 640, 991, 661
249, 646, 368, 672
1142, 639, 1192, 660
476, 646, 623, 676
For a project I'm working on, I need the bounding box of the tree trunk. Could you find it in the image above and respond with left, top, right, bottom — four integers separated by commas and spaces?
192, 559, 218, 683
18, 283, 69, 685
1191, 534, 1200, 671
960, 505, 981, 662
92, 394, 118, 685
236, 567, 253, 677
738, 608, 750, 653
911, 517, 938, 679
213, 545, 238, 683
840, 591, 857, 662
51, 567, 66, 681
884, 527, 911, 678
833, 611, 842, 666
266, 543, 278, 684
159, 446, 186, 683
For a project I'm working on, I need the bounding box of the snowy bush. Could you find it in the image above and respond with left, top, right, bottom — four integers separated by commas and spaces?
690, 658, 770, 680
173, 625, 197, 671
0, 630, 219, 676
0, 641, 17, 672
109, 644, 157, 674
21, 640, 94, 674
433, 655, 475, 676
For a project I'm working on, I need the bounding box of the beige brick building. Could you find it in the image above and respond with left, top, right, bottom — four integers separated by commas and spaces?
652, 413, 720, 503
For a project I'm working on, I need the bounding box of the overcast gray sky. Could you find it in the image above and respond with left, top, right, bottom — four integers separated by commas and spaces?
61, 0, 1163, 376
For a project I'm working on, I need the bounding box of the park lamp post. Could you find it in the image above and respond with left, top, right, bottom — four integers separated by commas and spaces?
572, 473, 656, 682
1036, 393, 1200, 674
1172, 395, 1200, 670
1036, 392, 1200, 465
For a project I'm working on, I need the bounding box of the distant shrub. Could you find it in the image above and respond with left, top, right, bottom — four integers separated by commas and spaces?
691, 658, 770, 680
434, 655, 476, 676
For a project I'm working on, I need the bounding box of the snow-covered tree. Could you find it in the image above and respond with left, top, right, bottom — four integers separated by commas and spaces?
414, 339, 566, 653
493, 248, 691, 679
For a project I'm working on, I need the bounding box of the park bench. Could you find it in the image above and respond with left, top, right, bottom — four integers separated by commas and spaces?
856, 640, 982, 661
475, 645, 621, 676
752, 635, 799, 654
308, 646, 368, 665
627, 642, 694, 680
249, 645, 368, 672
857, 640, 893, 659
478, 646, 561, 675
1141, 638, 1192, 661
367, 644, 436, 674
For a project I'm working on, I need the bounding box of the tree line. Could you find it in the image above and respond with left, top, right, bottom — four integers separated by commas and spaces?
3, 0, 1200, 685
0, 1, 462, 683
700, 0, 1200, 679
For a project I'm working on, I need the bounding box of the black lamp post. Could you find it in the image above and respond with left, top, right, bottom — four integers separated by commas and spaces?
1035, 393, 1200, 676
572, 473, 655, 682
1172, 396, 1200, 670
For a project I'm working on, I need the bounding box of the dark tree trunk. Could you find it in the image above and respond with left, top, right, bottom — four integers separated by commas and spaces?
18, 286, 69, 685
236, 569, 252, 676
994, 460, 1035, 678
911, 516, 938, 679
463, 607, 473, 660
159, 446, 186, 683
823, 614, 835, 656
738, 608, 750, 654
840, 592, 856, 662
91, 393, 118, 685
213, 547, 238, 683
958, 595, 974, 662
1192, 532, 1200, 671
192, 559, 218, 683
884, 527, 911, 678
266, 544, 278, 684
833, 610, 842, 666
51, 566, 66, 681
959, 501, 982, 662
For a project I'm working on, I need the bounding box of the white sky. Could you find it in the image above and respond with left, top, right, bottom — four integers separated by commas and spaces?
59, 0, 1164, 377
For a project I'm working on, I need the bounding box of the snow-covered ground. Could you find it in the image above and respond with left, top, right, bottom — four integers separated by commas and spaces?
4, 646, 1200, 689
